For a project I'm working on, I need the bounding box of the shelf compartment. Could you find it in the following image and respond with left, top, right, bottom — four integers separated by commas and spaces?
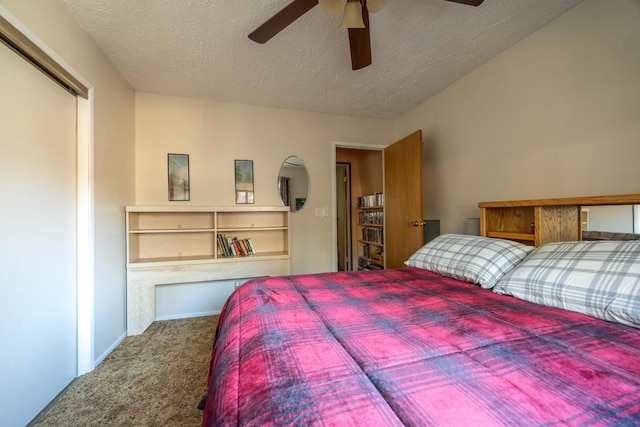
483, 207, 534, 235
129, 231, 215, 263
357, 223, 383, 228
215, 251, 289, 261
216, 229, 288, 257
359, 239, 384, 247
218, 226, 288, 232
129, 211, 214, 231
359, 256, 383, 265
129, 254, 215, 264
217, 211, 288, 229
129, 228, 215, 234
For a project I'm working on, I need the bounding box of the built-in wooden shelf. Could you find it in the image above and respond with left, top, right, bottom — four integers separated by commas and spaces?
357, 194, 385, 270
479, 194, 640, 247
125, 206, 290, 336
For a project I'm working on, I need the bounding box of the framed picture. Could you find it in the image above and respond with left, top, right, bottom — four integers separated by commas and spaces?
168, 153, 190, 201
235, 160, 254, 204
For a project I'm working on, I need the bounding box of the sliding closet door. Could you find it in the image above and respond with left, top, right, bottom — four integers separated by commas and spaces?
0, 44, 78, 425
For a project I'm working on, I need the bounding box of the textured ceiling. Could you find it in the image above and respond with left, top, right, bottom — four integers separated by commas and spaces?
62, 0, 583, 119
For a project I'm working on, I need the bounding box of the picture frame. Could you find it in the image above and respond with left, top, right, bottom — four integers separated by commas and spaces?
235, 159, 254, 204
168, 153, 190, 201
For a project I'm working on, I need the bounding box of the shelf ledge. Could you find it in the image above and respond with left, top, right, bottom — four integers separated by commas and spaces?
486, 231, 535, 241
127, 252, 290, 268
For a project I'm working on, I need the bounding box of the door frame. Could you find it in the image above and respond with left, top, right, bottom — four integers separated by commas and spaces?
336, 162, 352, 271
1, 8, 96, 374
331, 141, 386, 272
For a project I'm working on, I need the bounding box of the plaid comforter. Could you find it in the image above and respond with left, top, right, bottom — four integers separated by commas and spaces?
202, 268, 640, 426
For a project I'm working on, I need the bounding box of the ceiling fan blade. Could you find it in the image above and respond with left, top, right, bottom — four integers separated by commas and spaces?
248, 0, 319, 44
444, 0, 485, 6
347, 4, 372, 70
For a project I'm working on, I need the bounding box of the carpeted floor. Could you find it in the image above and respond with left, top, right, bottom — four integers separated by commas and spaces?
31, 315, 218, 427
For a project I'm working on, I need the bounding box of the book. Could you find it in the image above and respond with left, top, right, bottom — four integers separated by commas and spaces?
226, 237, 236, 256
217, 234, 231, 257
232, 238, 244, 256
238, 239, 248, 256
247, 238, 256, 255
240, 239, 251, 256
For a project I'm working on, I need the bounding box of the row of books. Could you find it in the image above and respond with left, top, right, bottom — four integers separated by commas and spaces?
357, 193, 384, 208
362, 243, 382, 259
358, 258, 383, 271
362, 228, 384, 244
362, 227, 384, 244
358, 210, 383, 225
217, 234, 256, 257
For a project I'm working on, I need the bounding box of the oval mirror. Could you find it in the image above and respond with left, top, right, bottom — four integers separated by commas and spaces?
277, 156, 309, 212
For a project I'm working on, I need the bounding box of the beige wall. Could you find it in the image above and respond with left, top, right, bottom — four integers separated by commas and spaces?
135, 93, 393, 273
0, 0, 135, 363
395, 0, 640, 234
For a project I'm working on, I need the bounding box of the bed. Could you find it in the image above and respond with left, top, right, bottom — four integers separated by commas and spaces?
202, 234, 640, 426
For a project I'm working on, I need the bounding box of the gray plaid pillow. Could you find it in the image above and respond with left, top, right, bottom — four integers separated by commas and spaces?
494, 240, 640, 328
405, 234, 534, 289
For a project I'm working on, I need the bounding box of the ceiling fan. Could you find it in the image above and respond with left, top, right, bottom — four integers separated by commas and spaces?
248, 0, 486, 70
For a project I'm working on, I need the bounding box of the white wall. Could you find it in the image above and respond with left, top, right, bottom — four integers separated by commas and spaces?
395, 0, 640, 234
0, 0, 135, 371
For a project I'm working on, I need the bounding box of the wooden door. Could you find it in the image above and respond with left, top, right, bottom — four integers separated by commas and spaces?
384, 131, 424, 268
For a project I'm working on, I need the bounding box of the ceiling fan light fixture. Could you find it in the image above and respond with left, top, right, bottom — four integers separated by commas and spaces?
318, 0, 344, 15
366, 0, 388, 13
340, 1, 365, 29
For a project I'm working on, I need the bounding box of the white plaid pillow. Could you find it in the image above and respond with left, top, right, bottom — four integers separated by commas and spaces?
494, 240, 640, 328
405, 234, 534, 289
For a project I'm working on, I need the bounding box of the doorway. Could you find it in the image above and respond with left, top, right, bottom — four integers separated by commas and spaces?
335, 146, 384, 271
333, 131, 424, 272
336, 163, 352, 271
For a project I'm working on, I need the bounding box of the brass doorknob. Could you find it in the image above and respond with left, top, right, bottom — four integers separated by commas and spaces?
410, 220, 426, 227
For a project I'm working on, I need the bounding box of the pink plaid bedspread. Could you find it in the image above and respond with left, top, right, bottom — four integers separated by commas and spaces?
202, 268, 640, 426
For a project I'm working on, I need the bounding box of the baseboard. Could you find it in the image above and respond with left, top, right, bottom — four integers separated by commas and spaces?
94, 313, 219, 366
155, 310, 221, 321
27, 378, 77, 426
94, 330, 127, 367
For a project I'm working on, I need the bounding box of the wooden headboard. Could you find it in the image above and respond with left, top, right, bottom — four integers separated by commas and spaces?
478, 194, 640, 246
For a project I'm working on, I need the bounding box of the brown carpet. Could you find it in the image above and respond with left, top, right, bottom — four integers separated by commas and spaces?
31, 315, 218, 427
